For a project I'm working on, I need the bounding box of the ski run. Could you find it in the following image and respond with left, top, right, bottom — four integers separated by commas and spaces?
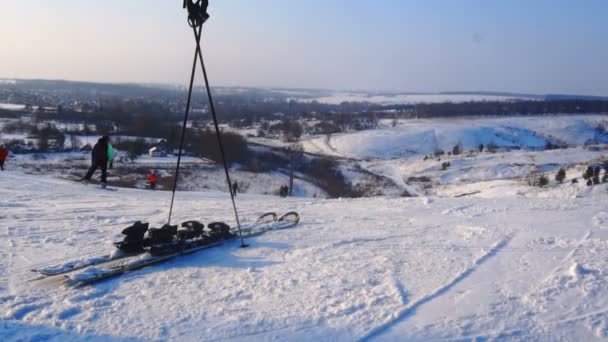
2, 170, 608, 340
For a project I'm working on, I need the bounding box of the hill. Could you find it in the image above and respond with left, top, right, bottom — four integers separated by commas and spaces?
2, 171, 608, 340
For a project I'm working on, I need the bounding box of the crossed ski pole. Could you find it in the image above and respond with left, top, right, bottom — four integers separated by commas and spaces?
169, 2, 247, 248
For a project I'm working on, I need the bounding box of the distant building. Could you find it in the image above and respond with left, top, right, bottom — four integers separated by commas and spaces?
149, 146, 167, 157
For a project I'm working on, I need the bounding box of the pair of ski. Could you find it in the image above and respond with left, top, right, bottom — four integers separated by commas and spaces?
32, 212, 299, 285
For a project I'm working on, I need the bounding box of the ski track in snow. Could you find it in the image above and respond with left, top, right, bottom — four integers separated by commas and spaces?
361, 236, 512, 341
2, 170, 608, 340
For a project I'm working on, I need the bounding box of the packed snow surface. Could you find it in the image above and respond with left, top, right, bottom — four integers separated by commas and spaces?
2, 170, 608, 341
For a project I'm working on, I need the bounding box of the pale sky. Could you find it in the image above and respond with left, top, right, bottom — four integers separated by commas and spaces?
1, 0, 607, 95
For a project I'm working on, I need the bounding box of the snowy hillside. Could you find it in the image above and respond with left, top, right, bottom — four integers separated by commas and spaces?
2, 171, 608, 340
302, 115, 608, 160
282, 91, 538, 105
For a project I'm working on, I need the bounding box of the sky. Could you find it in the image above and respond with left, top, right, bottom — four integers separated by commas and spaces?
0, 0, 607, 95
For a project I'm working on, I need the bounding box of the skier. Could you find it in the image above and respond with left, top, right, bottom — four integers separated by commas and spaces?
0, 144, 8, 171
82, 136, 110, 188
232, 181, 238, 197
148, 171, 158, 190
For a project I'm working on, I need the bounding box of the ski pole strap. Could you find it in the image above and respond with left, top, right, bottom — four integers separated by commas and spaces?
183, 0, 210, 28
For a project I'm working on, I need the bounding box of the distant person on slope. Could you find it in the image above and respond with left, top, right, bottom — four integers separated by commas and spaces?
0, 144, 9, 171
82, 136, 110, 188
232, 181, 238, 197
148, 171, 158, 190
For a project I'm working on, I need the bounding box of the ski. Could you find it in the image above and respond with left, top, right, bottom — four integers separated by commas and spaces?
31, 212, 286, 277
31, 251, 137, 277
67, 212, 300, 285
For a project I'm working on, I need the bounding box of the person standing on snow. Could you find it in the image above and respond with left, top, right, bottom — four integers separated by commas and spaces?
0, 144, 9, 171
232, 181, 238, 197
82, 136, 110, 188
148, 171, 158, 190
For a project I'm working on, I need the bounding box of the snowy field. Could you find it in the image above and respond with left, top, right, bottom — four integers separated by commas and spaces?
2, 170, 608, 341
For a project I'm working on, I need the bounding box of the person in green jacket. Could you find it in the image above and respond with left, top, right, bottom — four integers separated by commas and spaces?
108, 143, 115, 169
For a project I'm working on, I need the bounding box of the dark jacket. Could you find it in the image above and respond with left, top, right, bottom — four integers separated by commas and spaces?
0, 148, 8, 161
92, 137, 109, 164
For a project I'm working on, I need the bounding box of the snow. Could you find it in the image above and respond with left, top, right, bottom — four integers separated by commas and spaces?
2, 169, 608, 340
5, 151, 327, 198
302, 115, 608, 160
0, 103, 25, 111
291, 92, 536, 105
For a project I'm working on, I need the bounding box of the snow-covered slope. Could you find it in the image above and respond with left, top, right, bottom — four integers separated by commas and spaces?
291, 92, 537, 105
302, 115, 608, 159
2, 171, 608, 341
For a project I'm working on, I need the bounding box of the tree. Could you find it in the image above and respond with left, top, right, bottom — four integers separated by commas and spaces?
479, 144, 484, 152
583, 165, 594, 180
538, 174, 549, 187
281, 119, 303, 143
452, 143, 463, 156
486, 142, 498, 153
555, 168, 566, 183
593, 166, 601, 185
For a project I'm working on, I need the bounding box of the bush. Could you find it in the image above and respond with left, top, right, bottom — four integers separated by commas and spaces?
583, 166, 594, 180
441, 161, 451, 170
526, 171, 548, 187
486, 142, 498, 153
452, 143, 462, 156
555, 168, 566, 183
434, 149, 445, 157
189, 129, 249, 165
302, 157, 352, 198
113, 138, 149, 162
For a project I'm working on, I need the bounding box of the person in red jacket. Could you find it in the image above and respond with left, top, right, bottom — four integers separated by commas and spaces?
0, 144, 9, 171
148, 171, 158, 190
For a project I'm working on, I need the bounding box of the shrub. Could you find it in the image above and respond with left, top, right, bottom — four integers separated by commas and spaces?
583, 166, 594, 180
434, 149, 445, 157
486, 142, 498, 153
555, 168, 566, 183
452, 143, 462, 156
593, 166, 601, 185
113, 138, 149, 162
189, 129, 249, 165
